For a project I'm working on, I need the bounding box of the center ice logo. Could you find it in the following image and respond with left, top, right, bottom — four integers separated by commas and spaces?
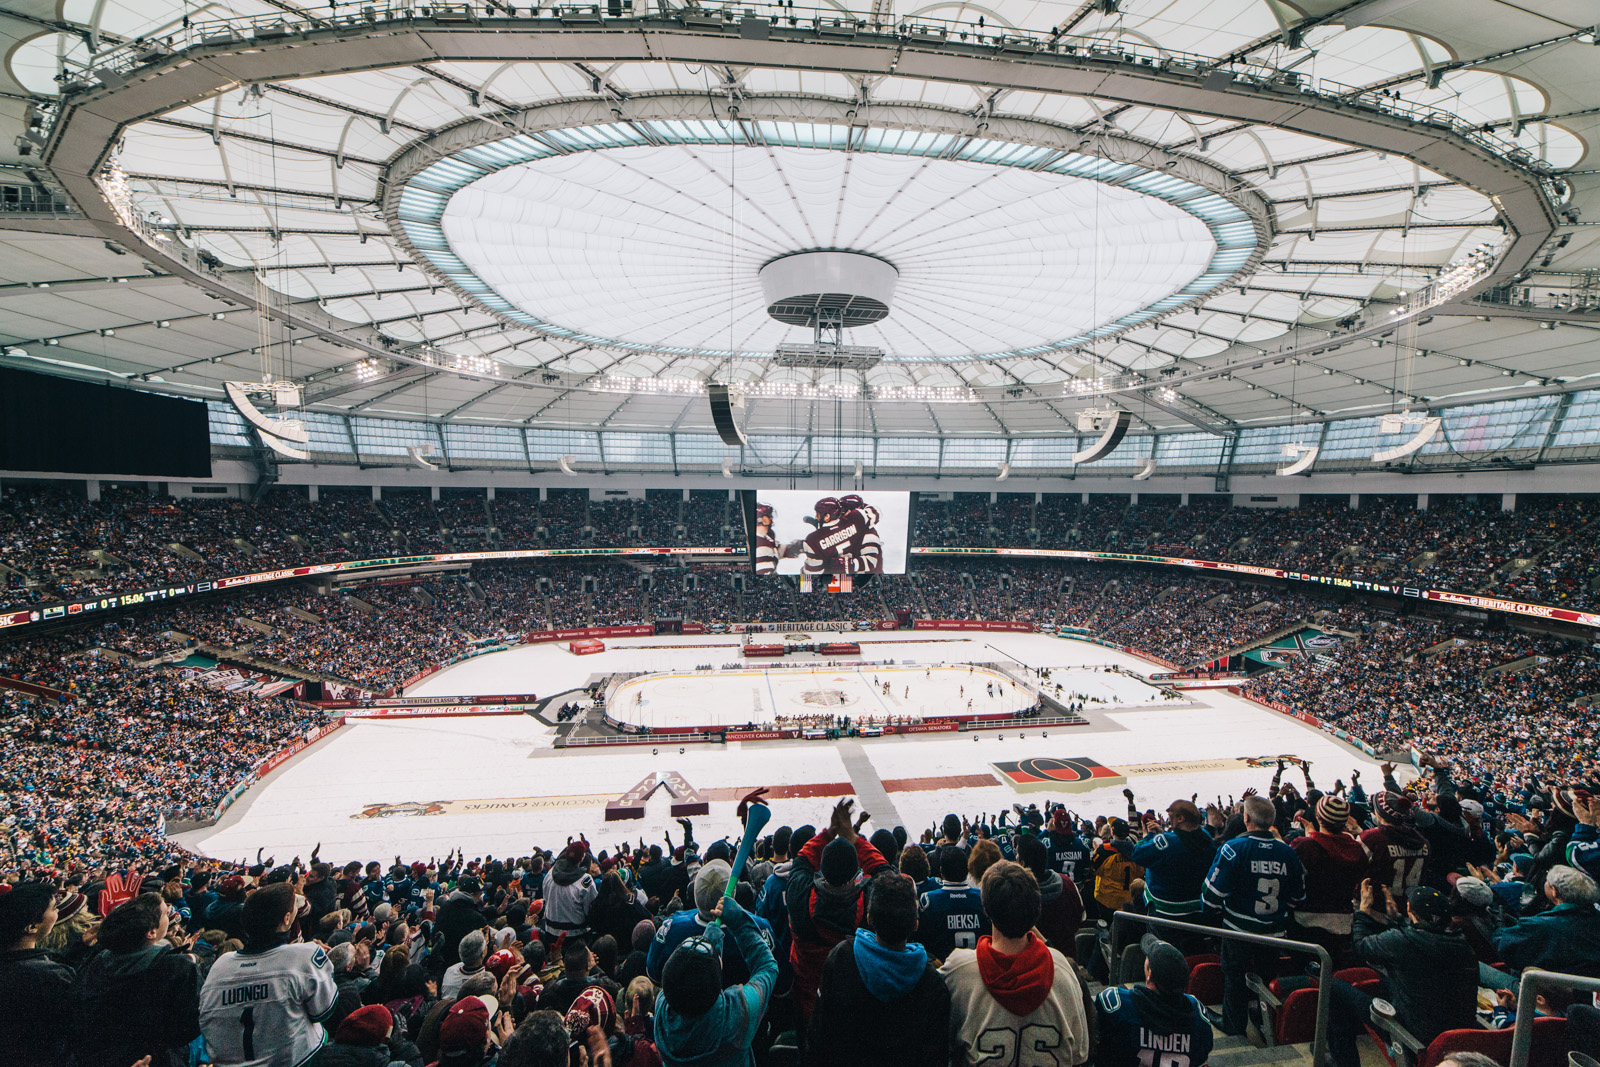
798, 688, 855, 707
991, 757, 1128, 793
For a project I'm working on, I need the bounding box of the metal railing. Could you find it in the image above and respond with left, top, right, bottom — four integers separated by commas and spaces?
1111, 912, 1335, 1067
1509, 968, 1600, 1067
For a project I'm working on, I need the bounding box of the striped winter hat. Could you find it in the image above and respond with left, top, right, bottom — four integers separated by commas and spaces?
1314, 795, 1351, 829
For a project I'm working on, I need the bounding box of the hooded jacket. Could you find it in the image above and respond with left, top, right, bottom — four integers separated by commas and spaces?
0, 946, 75, 1066
652, 897, 776, 1067
940, 934, 1089, 1067
1291, 830, 1370, 932
72, 943, 202, 1067
786, 830, 888, 1021
433, 891, 488, 971
805, 931, 951, 1067
1492, 901, 1600, 978
1352, 910, 1478, 1044
542, 857, 599, 933
1034, 869, 1085, 953
1095, 984, 1213, 1067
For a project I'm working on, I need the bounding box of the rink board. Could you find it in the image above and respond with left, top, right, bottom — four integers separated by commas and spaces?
178, 632, 1387, 863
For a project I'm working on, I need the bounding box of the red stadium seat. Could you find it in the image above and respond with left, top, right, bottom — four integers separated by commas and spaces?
1186, 955, 1223, 1006
1417, 1018, 1567, 1067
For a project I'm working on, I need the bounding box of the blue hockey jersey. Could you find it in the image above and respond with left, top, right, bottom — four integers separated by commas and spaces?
647, 907, 777, 988
1042, 830, 1093, 886
1095, 985, 1214, 1067
1202, 830, 1306, 935
917, 879, 990, 961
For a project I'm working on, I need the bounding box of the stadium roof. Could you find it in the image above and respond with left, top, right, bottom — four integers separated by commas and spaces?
0, 0, 1595, 445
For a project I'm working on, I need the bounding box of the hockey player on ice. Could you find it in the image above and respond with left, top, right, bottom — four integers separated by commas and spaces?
753, 503, 779, 574
799, 495, 884, 575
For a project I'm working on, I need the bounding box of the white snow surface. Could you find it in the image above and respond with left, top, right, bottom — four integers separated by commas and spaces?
180, 633, 1382, 864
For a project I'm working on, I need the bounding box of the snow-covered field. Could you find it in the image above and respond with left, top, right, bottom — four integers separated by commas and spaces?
179, 632, 1381, 863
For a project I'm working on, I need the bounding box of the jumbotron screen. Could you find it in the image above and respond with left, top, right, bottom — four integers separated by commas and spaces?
740, 490, 914, 576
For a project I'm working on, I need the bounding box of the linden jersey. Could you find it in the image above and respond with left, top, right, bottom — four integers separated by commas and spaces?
200, 942, 338, 1067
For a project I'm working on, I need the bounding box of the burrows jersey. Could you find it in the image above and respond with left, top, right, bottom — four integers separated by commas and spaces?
199, 942, 337, 1067
800, 506, 883, 575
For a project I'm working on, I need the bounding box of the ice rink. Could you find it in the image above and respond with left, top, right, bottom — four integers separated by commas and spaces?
179, 632, 1387, 864
608, 664, 1031, 730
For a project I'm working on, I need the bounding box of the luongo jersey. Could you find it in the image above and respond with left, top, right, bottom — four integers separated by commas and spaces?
200, 941, 337, 1067
801, 506, 883, 575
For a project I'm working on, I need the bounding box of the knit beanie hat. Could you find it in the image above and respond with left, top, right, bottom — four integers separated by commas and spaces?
336, 1005, 393, 1047
693, 861, 730, 918
1374, 791, 1414, 825
632, 919, 656, 953
1315, 795, 1351, 830
821, 837, 860, 886
663, 938, 722, 1016
564, 986, 615, 1041
870, 829, 900, 867
439, 996, 496, 1053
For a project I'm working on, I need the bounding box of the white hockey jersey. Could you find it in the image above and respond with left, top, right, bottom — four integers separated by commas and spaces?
200, 942, 338, 1067
939, 942, 1090, 1067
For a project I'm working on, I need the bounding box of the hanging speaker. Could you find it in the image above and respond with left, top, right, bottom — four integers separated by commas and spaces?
1073, 409, 1132, 464
708, 383, 748, 446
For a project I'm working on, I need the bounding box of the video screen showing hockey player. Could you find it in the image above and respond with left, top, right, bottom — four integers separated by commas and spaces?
747, 491, 912, 575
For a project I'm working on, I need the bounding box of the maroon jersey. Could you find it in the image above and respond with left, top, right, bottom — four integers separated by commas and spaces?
801, 510, 883, 575
1360, 824, 1429, 898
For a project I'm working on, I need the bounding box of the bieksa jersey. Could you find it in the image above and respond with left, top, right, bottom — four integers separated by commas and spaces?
801, 511, 883, 575
200, 941, 337, 1067
1095, 986, 1214, 1067
918, 881, 991, 961
1201, 831, 1306, 935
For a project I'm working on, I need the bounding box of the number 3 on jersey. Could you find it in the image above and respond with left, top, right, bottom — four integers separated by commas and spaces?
1255, 877, 1281, 916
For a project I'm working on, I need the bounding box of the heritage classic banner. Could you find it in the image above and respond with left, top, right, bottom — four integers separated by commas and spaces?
7, 543, 1600, 634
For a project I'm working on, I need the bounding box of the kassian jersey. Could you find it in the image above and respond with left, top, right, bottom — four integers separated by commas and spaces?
801, 508, 883, 575
918, 881, 990, 961
200, 942, 337, 1067
1042, 831, 1093, 886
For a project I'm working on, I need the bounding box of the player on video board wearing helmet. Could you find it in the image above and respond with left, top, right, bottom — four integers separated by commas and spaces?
753, 503, 779, 575
800, 495, 883, 575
